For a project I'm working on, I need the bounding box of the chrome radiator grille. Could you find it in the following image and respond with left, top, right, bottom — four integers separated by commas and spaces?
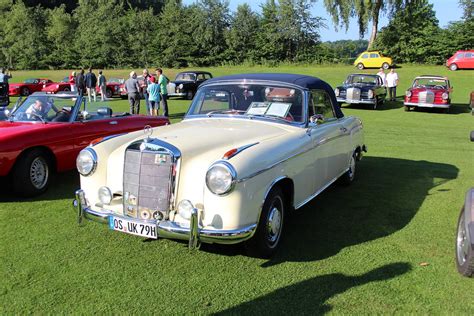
418, 91, 434, 104
123, 139, 180, 221
347, 88, 361, 100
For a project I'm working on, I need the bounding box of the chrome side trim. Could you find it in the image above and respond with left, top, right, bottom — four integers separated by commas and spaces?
295, 168, 349, 209
91, 133, 128, 147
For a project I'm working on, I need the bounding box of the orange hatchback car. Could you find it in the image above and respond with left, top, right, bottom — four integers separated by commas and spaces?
446, 50, 474, 71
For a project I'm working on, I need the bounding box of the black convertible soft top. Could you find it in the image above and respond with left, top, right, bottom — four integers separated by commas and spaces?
202, 73, 343, 118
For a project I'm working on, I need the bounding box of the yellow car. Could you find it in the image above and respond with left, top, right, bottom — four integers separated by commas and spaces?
354, 51, 393, 70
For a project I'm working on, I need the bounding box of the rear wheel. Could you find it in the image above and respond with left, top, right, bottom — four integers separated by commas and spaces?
357, 63, 364, 70
21, 87, 30, 96
246, 186, 285, 258
12, 148, 52, 196
449, 63, 458, 71
382, 62, 389, 70
186, 90, 194, 100
63, 87, 70, 92
340, 152, 356, 185
455, 207, 474, 277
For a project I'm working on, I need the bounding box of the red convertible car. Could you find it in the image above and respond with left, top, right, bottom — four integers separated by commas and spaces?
0, 92, 170, 196
42, 77, 72, 93
404, 75, 452, 113
9, 78, 54, 96
96, 78, 123, 98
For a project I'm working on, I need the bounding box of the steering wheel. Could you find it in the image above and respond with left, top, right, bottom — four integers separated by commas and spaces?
285, 112, 294, 122
434, 85, 445, 89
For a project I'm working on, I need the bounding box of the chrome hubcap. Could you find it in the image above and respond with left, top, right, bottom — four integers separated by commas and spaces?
457, 214, 468, 265
30, 157, 48, 189
266, 196, 283, 245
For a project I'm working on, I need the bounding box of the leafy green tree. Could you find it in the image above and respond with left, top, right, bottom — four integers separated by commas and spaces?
1, 2, 49, 69
126, 8, 158, 68
153, 0, 194, 67
255, 0, 284, 63
45, 5, 77, 68
225, 3, 259, 63
458, 0, 473, 20
374, 0, 441, 63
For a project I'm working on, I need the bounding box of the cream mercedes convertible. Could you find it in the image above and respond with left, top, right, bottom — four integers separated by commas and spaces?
73, 73, 366, 257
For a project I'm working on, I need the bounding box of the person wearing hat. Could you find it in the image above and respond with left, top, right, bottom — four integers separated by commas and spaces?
146, 75, 161, 116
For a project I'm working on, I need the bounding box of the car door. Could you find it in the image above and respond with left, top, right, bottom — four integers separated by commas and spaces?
309, 90, 349, 188
369, 53, 380, 67
376, 76, 387, 99
465, 52, 474, 69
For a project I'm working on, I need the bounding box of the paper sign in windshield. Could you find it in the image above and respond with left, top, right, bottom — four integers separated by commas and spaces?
246, 102, 291, 117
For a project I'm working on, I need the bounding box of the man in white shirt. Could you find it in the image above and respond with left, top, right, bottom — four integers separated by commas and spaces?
386, 68, 399, 101
376, 67, 386, 86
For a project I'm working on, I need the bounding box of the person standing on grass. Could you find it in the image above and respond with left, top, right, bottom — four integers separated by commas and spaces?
376, 67, 386, 86
146, 76, 161, 116
76, 69, 86, 97
386, 68, 399, 101
84, 67, 97, 103
124, 71, 141, 114
0, 68, 12, 104
141, 69, 152, 114
98, 70, 107, 101
156, 68, 169, 117
69, 71, 76, 92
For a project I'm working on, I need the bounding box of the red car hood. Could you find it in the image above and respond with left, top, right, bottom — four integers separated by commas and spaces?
9, 83, 21, 89
409, 87, 447, 93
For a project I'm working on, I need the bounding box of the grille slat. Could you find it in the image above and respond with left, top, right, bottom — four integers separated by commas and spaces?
347, 88, 361, 100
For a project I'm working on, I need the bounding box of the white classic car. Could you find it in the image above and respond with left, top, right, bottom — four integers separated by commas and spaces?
73, 73, 366, 257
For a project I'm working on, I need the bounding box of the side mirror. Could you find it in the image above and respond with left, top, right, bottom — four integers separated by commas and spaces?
310, 114, 324, 124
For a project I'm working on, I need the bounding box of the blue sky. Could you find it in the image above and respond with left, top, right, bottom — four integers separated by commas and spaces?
182, 0, 463, 42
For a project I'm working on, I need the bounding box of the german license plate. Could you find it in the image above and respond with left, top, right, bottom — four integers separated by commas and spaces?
108, 216, 158, 239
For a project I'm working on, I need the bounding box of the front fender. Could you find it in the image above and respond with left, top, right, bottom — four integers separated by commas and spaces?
464, 188, 474, 248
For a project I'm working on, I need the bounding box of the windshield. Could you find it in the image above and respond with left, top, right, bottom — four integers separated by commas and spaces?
24, 78, 39, 84
187, 83, 305, 123
9, 95, 79, 123
347, 75, 378, 85
108, 78, 124, 84
175, 73, 196, 81
412, 78, 448, 89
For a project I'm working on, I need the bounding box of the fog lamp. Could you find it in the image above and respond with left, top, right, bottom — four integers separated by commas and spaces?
98, 186, 112, 205
334, 88, 340, 97
442, 92, 449, 100
406, 91, 412, 97
177, 199, 194, 220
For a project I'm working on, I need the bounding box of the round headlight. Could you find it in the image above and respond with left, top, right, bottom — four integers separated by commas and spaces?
98, 186, 112, 204
177, 199, 194, 220
442, 92, 449, 100
76, 148, 97, 176
368, 89, 374, 98
406, 90, 412, 97
205, 162, 236, 195
334, 88, 340, 97
179, 84, 184, 89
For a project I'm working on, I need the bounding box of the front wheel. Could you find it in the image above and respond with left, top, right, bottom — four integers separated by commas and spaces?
449, 63, 458, 71
106, 88, 113, 98
246, 186, 285, 258
357, 63, 364, 70
21, 87, 30, 96
185, 90, 194, 100
63, 87, 70, 92
12, 149, 52, 196
455, 207, 474, 277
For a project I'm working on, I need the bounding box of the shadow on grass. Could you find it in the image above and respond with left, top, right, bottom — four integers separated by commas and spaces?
200, 156, 458, 265
219, 262, 411, 314
0, 170, 79, 202
341, 99, 403, 111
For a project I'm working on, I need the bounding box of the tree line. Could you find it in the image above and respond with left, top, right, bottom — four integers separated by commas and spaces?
0, 0, 472, 70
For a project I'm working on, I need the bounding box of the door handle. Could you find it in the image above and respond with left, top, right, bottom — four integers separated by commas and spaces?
109, 121, 118, 125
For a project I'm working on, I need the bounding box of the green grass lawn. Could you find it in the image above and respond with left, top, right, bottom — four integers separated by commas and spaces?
1, 65, 473, 314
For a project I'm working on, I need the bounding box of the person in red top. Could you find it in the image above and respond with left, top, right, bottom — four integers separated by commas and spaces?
69, 71, 76, 92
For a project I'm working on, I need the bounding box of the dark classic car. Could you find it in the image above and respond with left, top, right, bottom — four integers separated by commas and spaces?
9, 78, 54, 96
167, 71, 213, 99
335, 74, 386, 109
455, 131, 474, 277
404, 76, 451, 112
0, 92, 169, 196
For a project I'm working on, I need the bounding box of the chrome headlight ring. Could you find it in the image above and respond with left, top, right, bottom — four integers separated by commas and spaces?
205, 160, 237, 196
76, 148, 98, 176
334, 88, 340, 97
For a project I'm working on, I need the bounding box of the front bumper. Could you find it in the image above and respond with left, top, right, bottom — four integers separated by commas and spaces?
404, 102, 450, 109
73, 189, 257, 249
337, 97, 376, 105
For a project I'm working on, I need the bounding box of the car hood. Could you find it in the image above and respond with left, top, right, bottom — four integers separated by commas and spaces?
408, 87, 447, 93
339, 83, 376, 89
9, 84, 22, 89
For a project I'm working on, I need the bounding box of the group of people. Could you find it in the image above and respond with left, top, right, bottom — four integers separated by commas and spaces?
123, 68, 169, 117
376, 67, 399, 101
68, 68, 107, 103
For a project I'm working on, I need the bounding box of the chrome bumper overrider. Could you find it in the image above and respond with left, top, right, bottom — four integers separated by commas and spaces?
73, 190, 257, 249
